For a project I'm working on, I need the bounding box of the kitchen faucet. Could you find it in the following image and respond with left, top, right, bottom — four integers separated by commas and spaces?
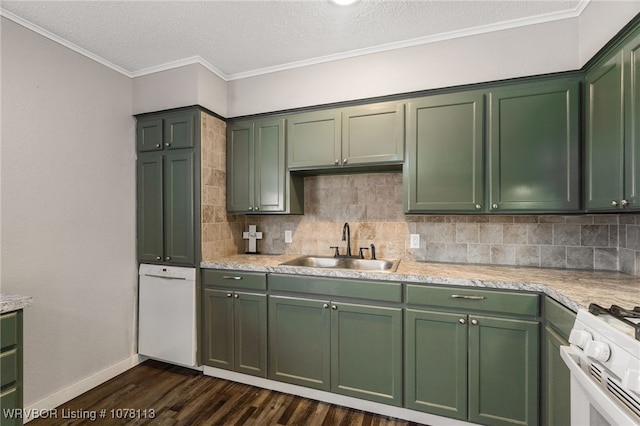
342, 222, 352, 257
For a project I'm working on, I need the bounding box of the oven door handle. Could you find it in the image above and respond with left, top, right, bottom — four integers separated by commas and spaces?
560, 346, 639, 426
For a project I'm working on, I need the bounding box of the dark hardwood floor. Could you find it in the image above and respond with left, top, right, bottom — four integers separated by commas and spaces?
29, 360, 424, 425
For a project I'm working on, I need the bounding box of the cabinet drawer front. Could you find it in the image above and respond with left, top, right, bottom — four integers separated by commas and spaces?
544, 297, 575, 340
1, 313, 17, 350
270, 274, 402, 303
202, 270, 267, 291
0, 349, 17, 388
406, 284, 539, 316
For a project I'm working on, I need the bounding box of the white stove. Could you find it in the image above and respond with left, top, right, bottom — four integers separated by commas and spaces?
561, 304, 640, 425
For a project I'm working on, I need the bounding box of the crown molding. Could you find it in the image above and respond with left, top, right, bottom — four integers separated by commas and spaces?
2, 0, 590, 82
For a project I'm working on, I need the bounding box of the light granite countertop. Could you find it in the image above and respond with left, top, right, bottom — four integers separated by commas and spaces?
0, 294, 33, 314
202, 255, 639, 312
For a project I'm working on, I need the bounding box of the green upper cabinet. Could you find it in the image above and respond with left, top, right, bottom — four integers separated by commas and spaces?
404, 92, 485, 213
136, 108, 199, 266
585, 27, 640, 211
227, 118, 303, 214
136, 110, 197, 152
287, 101, 404, 170
488, 78, 580, 212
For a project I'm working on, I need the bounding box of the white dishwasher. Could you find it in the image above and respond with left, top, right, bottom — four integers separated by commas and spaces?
138, 264, 197, 368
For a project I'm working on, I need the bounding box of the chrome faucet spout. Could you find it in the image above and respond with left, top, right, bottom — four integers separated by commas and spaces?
342, 222, 352, 257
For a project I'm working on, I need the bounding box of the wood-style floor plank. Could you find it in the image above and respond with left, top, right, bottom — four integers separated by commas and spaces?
28, 360, 425, 426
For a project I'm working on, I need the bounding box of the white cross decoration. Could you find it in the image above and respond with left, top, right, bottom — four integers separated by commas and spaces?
243, 225, 263, 253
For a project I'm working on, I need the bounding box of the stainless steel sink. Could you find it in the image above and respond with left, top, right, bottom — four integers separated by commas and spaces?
280, 255, 400, 272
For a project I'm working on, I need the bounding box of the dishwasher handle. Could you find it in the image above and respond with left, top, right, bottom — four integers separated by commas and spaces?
143, 273, 187, 280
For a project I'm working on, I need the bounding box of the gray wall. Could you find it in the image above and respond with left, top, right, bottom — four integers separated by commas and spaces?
1, 17, 137, 406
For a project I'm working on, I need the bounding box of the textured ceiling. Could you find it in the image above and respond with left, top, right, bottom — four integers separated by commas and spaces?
1, 0, 586, 80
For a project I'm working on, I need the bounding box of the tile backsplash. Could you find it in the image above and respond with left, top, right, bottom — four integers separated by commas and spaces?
250, 173, 640, 276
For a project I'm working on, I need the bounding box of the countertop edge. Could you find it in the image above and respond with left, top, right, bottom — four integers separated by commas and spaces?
0, 294, 33, 314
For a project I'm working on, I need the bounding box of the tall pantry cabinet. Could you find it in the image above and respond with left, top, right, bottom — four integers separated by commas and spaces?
136, 108, 202, 266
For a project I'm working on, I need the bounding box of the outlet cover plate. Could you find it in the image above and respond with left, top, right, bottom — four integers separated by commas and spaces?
284, 230, 293, 244
410, 234, 420, 249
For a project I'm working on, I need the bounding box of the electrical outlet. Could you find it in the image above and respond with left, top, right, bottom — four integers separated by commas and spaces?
410, 234, 420, 249
284, 230, 293, 244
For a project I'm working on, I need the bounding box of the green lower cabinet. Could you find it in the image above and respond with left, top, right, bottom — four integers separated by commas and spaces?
203, 288, 267, 377
543, 326, 571, 426
268, 296, 403, 406
405, 310, 539, 426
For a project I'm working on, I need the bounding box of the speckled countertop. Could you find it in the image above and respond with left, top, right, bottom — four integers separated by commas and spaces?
0, 294, 33, 314
202, 255, 639, 312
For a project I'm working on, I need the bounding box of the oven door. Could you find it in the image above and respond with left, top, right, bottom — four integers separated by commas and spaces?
560, 346, 640, 426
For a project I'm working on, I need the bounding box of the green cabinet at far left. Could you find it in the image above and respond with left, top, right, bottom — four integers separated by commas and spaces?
227, 118, 303, 214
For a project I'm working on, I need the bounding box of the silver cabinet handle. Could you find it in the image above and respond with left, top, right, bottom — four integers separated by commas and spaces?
471, 319, 479, 325
492, 203, 499, 209
155, 144, 161, 148
234, 294, 239, 299
475, 204, 482, 210
222, 275, 242, 280
331, 304, 338, 310
155, 256, 161, 260
621, 199, 629, 207
459, 318, 466, 324
165, 256, 171, 261
451, 294, 485, 300
334, 159, 339, 165
254, 206, 260, 211
343, 158, 348, 164
612, 200, 619, 207
226, 293, 232, 298
248, 206, 254, 211
165, 142, 171, 147
323, 303, 329, 309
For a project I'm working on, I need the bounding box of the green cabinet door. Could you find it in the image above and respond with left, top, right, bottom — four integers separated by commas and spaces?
227, 121, 255, 212
163, 150, 195, 265
136, 118, 163, 152
624, 30, 640, 210
543, 326, 571, 426
268, 295, 331, 390
287, 110, 342, 169
342, 102, 405, 165
255, 119, 286, 212
468, 315, 539, 426
330, 302, 403, 406
585, 52, 625, 210
203, 289, 267, 377
163, 112, 196, 150
489, 79, 580, 212
203, 288, 234, 370
137, 153, 164, 263
405, 309, 467, 419
405, 92, 485, 212
234, 292, 267, 377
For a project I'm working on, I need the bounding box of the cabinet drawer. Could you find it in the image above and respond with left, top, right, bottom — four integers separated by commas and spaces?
202, 270, 267, 291
1, 313, 17, 350
0, 349, 17, 388
406, 284, 539, 316
270, 274, 402, 303
545, 297, 576, 340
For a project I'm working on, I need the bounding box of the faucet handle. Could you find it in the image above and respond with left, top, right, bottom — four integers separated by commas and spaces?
330, 246, 340, 257
358, 247, 369, 259
370, 243, 376, 260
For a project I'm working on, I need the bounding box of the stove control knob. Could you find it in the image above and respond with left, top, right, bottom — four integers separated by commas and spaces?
622, 369, 640, 393
584, 340, 611, 362
569, 329, 592, 348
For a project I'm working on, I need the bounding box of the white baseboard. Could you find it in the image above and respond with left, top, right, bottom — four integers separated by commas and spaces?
24, 354, 144, 423
202, 366, 478, 426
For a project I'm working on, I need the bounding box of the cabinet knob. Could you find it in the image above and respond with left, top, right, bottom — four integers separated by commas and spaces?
226, 293, 232, 298
248, 206, 253, 211
155, 144, 161, 148
165, 142, 171, 147
621, 199, 629, 207
475, 204, 482, 210
323, 303, 329, 309
611, 200, 619, 207
492, 204, 499, 209
471, 319, 479, 325
343, 158, 348, 164
254, 206, 260, 211
156, 256, 161, 260
334, 159, 339, 165
458, 318, 466, 325
165, 256, 171, 261
234, 294, 239, 299
331, 304, 338, 310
